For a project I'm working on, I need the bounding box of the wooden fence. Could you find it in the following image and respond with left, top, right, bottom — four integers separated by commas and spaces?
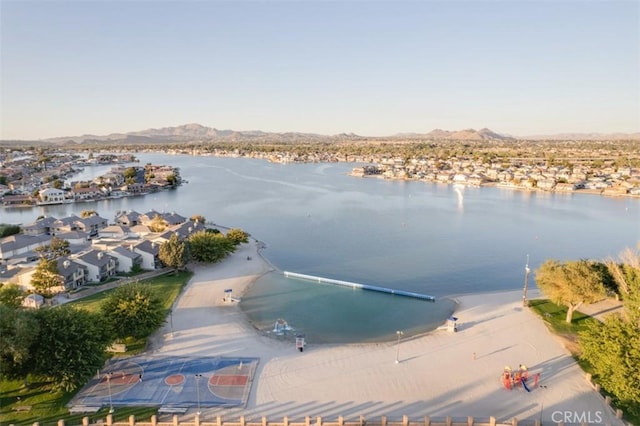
27, 415, 586, 426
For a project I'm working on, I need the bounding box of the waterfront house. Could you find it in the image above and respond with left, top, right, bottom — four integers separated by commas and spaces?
75, 214, 108, 237
51, 216, 81, 234
537, 178, 557, 191
1, 194, 35, 206
121, 182, 145, 194
22, 216, 58, 236
115, 210, 141, 227
71, 185, 102, 200
162, 212, 187, 226
38, 188, 66, 204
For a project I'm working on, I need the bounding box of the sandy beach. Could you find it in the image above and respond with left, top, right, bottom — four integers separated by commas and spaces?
149, 239, 625, 425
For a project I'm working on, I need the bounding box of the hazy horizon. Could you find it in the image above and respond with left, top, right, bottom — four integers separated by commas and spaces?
3, 122, 640, 143
1, 1, 638, 140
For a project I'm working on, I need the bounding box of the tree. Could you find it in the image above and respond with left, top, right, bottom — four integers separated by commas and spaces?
0, 224, 21, 238
190, 214, 206, 224
101, 282, 165, 340
123, 167, 138, 180
166, 173, 178, 186
148, 214, 168, 232
30, 258, 64, 295
159, 233, 188, 270
226, 228, 249, 245
0, 305, 39, 380
579, 247, 640, 415
579, 315, 640, 414
35, 236, 70, 259
606, 247, 640, 324
80, 209, 98, 218
188, 230, 236, 263
32, 306, 111, 391
535, 259, 607, 323
0, 283, 26, 308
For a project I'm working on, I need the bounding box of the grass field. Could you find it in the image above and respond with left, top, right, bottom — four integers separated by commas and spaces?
0, 270, 193, 426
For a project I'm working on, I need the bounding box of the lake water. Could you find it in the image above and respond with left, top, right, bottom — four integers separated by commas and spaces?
3, 154, 639, 343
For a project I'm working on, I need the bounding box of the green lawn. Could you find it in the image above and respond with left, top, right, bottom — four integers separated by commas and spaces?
0, 378, 157, 426
69, 270, 192, 313
0, 270, 193, 425
528, 299, 599, 336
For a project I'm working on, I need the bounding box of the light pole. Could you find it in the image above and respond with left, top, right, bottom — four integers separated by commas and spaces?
522, 254, 531, 307
195, 374, 202, 416
395, 330, 404, 364
169, 309, 174, 337
106, 372, 114, 414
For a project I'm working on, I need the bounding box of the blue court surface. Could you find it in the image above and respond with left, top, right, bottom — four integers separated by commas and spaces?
69, 355, 259, 410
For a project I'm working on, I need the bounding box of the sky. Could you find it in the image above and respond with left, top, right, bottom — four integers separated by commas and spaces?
1, 0, 639, 140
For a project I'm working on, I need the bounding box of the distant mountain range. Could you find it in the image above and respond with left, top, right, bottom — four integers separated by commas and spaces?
4, 123, 640, 144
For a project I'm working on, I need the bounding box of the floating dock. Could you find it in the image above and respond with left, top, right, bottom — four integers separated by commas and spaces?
283, 271, 435, 302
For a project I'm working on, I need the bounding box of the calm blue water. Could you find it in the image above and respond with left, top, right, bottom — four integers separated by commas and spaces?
3, 154, 639, 343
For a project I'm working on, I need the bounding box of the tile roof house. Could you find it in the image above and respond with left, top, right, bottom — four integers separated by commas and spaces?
115, 211, 141, 227
75, 215, 108, 236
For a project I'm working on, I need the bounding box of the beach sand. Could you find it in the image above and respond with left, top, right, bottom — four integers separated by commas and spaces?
149, 240, 625, 425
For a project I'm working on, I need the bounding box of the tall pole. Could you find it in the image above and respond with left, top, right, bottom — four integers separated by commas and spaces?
169, 309, 174, 337
523, 254, 531, 307
395, 330, 404, 364
107, 372, 114, 414
195, 374, 202, 415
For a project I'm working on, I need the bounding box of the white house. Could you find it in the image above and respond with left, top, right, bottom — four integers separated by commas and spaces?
132, 240, 160, 270
73, 250, 118, 282
108, 246, 142, 273
39, 188, 66, 203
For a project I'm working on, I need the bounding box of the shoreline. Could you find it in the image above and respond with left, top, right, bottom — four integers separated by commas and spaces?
150, 237, 624, 424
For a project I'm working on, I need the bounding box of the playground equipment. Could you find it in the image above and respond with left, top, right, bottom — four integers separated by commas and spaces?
223, 289, 241, 303
437, 316, 458, 333
502, 366, 513, 390
502, 365, 535, 391
273, 319, 293, 335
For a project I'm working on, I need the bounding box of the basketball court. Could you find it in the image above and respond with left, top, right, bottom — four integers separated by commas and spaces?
69, 355, 258, 411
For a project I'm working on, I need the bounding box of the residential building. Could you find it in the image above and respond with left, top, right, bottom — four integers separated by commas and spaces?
74, 250, 118, 282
